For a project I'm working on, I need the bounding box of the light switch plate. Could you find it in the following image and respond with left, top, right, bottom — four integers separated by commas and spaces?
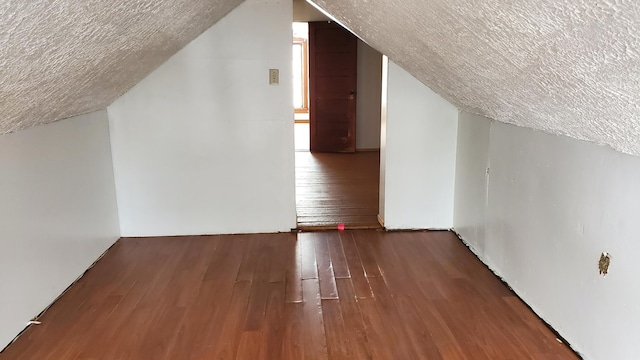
269, 69, 279, 85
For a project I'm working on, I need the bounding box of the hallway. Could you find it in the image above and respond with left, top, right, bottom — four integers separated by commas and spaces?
295, 151, 380, 230
0, 230, 578, 359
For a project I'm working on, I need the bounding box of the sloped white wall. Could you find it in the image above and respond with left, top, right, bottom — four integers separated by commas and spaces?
454, 111, 640, 360
0, 111, 120, 350
380, 58, 458, 229
108, 0, 296, 236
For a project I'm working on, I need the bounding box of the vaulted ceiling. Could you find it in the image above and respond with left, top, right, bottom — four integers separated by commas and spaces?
0, 0, 242, 134
314, 0, 640, 155
2, 0, 639, 155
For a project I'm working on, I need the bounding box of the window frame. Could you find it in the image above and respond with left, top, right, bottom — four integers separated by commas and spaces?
293, 37, 309, 114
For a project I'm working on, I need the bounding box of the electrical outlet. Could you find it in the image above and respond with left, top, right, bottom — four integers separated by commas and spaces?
269, 69, 279, 85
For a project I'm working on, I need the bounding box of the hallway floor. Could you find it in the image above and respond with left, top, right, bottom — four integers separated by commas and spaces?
1, 230, 578, 360
295, 151, 380, 230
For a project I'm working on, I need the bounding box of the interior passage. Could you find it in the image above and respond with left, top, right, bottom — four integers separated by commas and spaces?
1, 230, 578, 359
295, 151, 380, 230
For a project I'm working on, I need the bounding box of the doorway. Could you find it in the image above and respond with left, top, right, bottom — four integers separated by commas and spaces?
308, 21, 357, 153
292, 19, 382, 230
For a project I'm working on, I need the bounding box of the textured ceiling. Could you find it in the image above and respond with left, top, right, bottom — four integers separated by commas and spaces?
314, 0, 640, 155
0, 0, 243, 134
3, 0, 639, 155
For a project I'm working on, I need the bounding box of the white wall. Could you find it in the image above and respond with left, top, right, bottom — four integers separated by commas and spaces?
108, 0, 296, 237
380, 58, 458, 229
293, 0, 329, 22
453, 111, 491, 249
0, 111, 120, 349
454, 111, 640, 360
379, 57, 389, 222
356, 41, 382, 150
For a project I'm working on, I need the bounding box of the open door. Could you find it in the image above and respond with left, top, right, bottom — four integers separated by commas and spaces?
309, 21, 357, 153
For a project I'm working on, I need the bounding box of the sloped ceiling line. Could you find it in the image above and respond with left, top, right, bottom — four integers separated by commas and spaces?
313, 0, 640, 156
0, 0, 245, 134
2, 0, 639, 156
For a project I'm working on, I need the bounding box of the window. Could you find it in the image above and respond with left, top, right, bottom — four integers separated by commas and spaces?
292, 37, 309, 113
292, 22, 309, 115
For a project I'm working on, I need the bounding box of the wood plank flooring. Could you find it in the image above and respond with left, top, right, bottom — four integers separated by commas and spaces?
1, 230, 579, 360
295, 151, 380, 229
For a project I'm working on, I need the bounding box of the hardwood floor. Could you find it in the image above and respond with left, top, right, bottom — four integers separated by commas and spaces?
1, 230, 579, 360
295, 151, 380, 230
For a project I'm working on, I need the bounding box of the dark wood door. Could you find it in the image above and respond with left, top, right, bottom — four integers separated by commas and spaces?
309, 21, 357, 153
